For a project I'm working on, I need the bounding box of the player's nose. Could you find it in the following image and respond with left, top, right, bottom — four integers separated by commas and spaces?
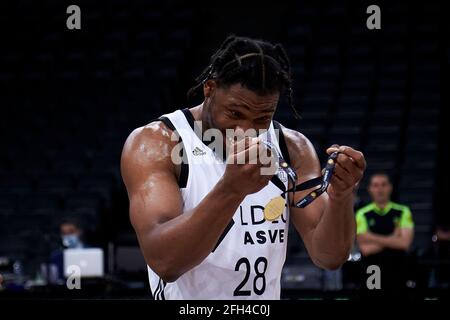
234, 124, 256, 137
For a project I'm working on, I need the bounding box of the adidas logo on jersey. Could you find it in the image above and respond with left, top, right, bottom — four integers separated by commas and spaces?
192, 146, 206, 156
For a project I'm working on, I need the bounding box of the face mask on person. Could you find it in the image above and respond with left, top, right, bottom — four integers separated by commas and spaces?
62, 234, 82, 248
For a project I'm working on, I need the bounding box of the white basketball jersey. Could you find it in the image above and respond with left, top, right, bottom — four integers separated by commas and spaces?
148, 109, 290, 300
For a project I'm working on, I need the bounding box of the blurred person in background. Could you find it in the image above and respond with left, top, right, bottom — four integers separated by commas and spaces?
356, 172, 414, 291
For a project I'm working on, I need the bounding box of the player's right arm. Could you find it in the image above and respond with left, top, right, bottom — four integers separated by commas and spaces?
120, 122, 270, 282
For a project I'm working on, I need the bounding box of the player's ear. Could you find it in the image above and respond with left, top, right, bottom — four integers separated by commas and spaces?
203, 80, 217, 98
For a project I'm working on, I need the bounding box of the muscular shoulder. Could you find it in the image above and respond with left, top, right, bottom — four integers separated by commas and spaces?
277, 123, 320, 176
123, 121, 178, 161
121, 121, 180, 181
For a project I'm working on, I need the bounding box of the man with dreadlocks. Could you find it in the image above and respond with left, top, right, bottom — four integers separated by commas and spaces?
121, 36, 366, 299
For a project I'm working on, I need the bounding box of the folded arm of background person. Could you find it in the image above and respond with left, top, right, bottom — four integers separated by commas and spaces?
282, 127, 366, 270
121, 122, 275, 282
358, 228, 414, 253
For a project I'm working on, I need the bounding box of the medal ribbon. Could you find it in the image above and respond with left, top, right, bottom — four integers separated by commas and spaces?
263, 140, 339, 208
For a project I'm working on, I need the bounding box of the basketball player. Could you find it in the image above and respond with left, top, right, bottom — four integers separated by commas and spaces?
121, 36, 366, 299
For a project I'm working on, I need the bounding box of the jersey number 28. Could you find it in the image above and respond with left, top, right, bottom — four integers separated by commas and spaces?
233, 257, 268, 296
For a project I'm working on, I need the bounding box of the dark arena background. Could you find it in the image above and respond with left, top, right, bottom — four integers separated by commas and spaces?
0, 0, 449, 306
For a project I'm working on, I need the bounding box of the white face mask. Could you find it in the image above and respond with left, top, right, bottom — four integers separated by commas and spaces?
62, 234, 82, 248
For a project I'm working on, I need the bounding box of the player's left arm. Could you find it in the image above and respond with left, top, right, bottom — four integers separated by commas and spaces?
283, 127, 366, 270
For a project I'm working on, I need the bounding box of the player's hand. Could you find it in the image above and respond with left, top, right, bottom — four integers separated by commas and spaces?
325, 144, 366, 201
221, 136, 277, 196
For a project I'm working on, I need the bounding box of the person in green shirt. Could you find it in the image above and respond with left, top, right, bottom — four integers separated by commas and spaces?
356, 173, 414, 291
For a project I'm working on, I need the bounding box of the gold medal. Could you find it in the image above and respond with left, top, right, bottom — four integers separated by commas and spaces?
264, 196, 285, 221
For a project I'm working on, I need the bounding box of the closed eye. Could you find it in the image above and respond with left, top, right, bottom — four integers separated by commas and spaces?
255, 115, 272, 123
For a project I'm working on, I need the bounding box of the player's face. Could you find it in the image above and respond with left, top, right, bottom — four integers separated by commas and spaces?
204, 81, 279, 134
368, 175, 392, 204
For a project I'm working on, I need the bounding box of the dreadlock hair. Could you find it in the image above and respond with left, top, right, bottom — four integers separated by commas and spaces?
187, 35, 300, 118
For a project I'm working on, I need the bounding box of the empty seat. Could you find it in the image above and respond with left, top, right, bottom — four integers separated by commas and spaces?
328, 127, 362, 148
402, 158, 436, 171
64, 192, 104, 211
302, 96, 333, 110
51, 159, 87, 176
0, 237, 29, 260
77, 175, 114, 206
0, 175, 33, 194
365, 158, 396, 172
398, 192, 433, 204
0, 193, 17, 210
17, 193, 61, 214
115, 246, 146, 274
399, 174, 434, 189
338, 95, 369, 111
64, 207, 100, 231
364, 143, 399, 159
36, 175, 74, 195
